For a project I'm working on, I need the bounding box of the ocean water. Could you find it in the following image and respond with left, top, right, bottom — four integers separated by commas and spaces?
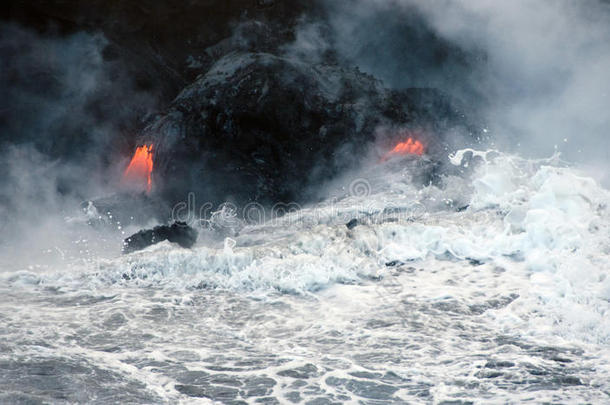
1, 150, 609, 404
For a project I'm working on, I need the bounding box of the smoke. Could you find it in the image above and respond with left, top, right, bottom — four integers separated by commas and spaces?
410, 1, 610, 164
0, 23, 158, 266
291, 0, 610, 182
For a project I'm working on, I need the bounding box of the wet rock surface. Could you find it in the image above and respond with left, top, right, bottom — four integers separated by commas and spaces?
345, 219, 359, 230
123, 221, 198, 254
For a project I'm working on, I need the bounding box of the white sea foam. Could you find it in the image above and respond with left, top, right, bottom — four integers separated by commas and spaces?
3, 150, 609, 347
2, 149, 609, 403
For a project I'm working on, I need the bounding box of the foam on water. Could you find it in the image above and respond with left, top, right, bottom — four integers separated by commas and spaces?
4, 150, 610, 343
2, 149, 609, 403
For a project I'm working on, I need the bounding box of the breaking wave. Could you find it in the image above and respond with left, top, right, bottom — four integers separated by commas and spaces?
5, 149, 609, 344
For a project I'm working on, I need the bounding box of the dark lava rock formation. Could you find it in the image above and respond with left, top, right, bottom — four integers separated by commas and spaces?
143, 52, 475, 206
3, 0, 483, 211
123, 221, 198, 254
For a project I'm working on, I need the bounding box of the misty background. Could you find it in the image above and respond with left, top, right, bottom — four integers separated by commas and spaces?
295, 0, 610, 174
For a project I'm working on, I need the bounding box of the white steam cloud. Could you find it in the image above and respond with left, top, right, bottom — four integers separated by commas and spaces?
297, 0, 610, 181
412, 0, 610, 161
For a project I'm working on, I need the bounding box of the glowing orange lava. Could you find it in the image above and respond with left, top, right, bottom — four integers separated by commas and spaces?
122, 144, 154, 193
382, 138, 425, 161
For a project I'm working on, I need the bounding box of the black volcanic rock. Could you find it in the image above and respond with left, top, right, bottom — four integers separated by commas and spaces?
143, 52, 474, 207
123, 221, 198, 254
346, 219, 360, 230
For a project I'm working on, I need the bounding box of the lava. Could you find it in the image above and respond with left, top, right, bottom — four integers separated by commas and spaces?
382, 138, 425, 161
122, 144, 154, 193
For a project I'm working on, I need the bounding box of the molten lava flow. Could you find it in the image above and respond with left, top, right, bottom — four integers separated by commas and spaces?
122, 144, 154, 193
390, 138, 425, 156
382, 138, 425, 161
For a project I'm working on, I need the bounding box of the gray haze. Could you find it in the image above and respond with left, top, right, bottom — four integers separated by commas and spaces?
0, 24, 156, 263
299, 0, 610, 182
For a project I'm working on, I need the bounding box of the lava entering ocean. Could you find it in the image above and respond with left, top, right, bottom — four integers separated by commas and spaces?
122, 144, 154, 193
382, 138, 425, 161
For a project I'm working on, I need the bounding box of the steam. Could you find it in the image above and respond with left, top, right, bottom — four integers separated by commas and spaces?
411, 1, 610, 165
0, 24, 157, 266
291, 0, 610, 182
